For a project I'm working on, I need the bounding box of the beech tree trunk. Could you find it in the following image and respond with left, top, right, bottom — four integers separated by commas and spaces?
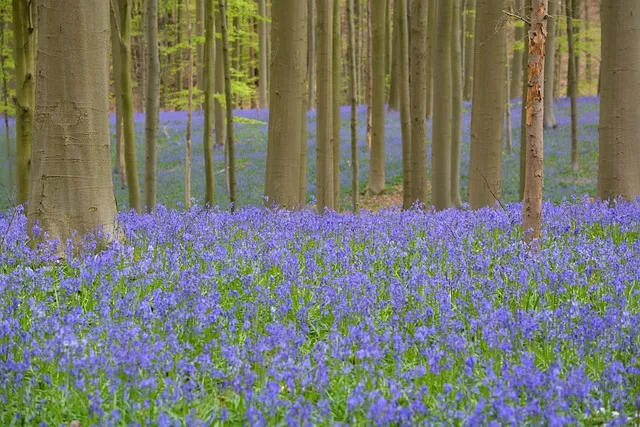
519, 0, 531, 200
219, 0, 236, 211
367, 0, 386, 196
27, 0, 117, 254
307, 0, 315, 109
203, 0, 215, 206
265, 0, 307, 208
145, 0, 159, 212
597, 0, 640, 201
398, 0, 412, 208
566, 0, 579, 171
347, 0, 359, 212
463, 0, 476, 100
425, 0, 436, 118
332, 0, 341, 209
258, 0, 268, 108
185, 0, 193, 209
388, 1, 400, 111
469, 0, 507, 209
511, 0, 524, 99
543, 0, 557, 128
214, 8, 226, 150
110, 11, 126, 189
196, 0, 204, 92
451, 0, 463, 207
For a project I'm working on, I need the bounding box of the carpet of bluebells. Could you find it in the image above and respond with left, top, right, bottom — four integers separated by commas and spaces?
2, 199, 640, 425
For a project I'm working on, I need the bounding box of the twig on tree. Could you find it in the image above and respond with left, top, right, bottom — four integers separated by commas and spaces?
501, 9, 531, 25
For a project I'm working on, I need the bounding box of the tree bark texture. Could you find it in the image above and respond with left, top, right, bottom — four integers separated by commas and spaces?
347, 0, 359, 212
463, 0, 475, 100
219, 0, 236, 211
425, 0, 436, 118
367, 0, 386, 196
543, 0, 557, 128
398, 0, 412, 208
332, 0, 341, 209
258, 0, 268, 108
565, 0, 579, 171
511, 0, 524, 99
145, 0, 159, 212
203, 0, 215, 206
451, 0, 463, 208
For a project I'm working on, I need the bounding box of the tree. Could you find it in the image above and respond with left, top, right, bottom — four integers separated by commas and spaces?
219, 0, 236, 211
13, 0, 36, 205
145, 0, 160, 212
519, 0, 531, 200
463, 0, 476, 100
432, 0, 453, 210
511, 0, 524, 99
543, 0, 557, 128
203, 0, 215, 206
347, 0, 359, 212
265, 0, 307, 208
451, 0, 463, 207
522, 0, 548, 244
257, 0, 268, 108
110, 10, 126, 190
27, 0, 117, 252
409, 0, 428, 207
597, 0, 640, 201
566, 0, 578, 171
307, 0, 315, 109
332, 0, 342, 209
425, 0, 436, 117
214, 8, 226, 151
367, 0, 386, 196
196, 0, 204, 92
185, 0, 194, 209
316, 0, 334, 211
469, 0, 507, 209
398, 0, 411, 208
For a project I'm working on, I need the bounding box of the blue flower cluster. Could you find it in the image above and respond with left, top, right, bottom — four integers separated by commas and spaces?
1, 200, 639, 425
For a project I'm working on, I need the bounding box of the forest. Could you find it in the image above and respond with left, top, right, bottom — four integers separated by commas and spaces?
1, 0, 640, 425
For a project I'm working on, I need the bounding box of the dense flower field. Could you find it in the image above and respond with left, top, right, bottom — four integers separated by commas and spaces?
1, 200, 639, 425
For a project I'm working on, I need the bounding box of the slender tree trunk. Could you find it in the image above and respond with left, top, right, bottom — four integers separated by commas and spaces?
511, 0, 524, 99
583, 0, 593, 92
388, 1, 400, 111
28, 0, 117, 254
553, 0, 563, 99
522, 0, 547, 245
505, 30, 513, 153
145, 0, 159, 212
463, 0, 476, 100
571, 0, 580, 93
185, 0, 193, 209
214, 9, 226, 150
469, 0, 507, 209
353, 0, 361, 103
409, 0, 428, 207
366, 0, 386, 196
140, 3, 147, 113
365, 0, 372, 149
566, 0, 579, 171
425, 0, 436, 118
258, 0, 268, 108
543, 0, 557, 128
13, 0, 36, 205
432, 0, 453, 210
398, 0, 411, 208
176, 0, 183, 93
451, 0, 463, 207
219, 0, 236, 211
519, 0, 531, 200
110, 16, 127, 190
1, 25, 11, 192
203, 0, 215, 206
597, 0, 640, 201
347, 0, 359, 212
196, 0, 205, 93
116, 0, 142, 213
332, 0, 341, 209
385, 0, 392, 77
308, 0, 315, 109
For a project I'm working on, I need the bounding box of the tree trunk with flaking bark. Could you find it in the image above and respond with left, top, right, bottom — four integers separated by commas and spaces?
469, 0, 507, 209
522, 0, 547, 245
203, 0, 215, 206
511, 0, 524, 99
565, 0, 578, 171
432, 0, 453, 210
597, 0, 640, 201
219, 0, 236, 211
451, 0, 463, 208
265, 0, 306, 208
543, 0, 557, 128
366, 0, 386, 196
145, 0, 159, 212
27, 0, 117, 254
398, 0, 411, 208
347, 0, 359, 212
258, 0, 268, 108
463, 0, 475, 100
332, 0, 341, 209
409, 0, 428, 207
13, 0, 36, 205
185, 0, 193, 209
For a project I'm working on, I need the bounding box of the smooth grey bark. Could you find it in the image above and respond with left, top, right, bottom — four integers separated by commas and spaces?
110, 9, 126, 189
307, 0, 315, 109
185, 0, 194, 209
145, 0, 159, 212
519, 0, 531, 200
425, 0, 436, 118
214, 8, 226, 150
511, 0, 524, 99
203, 0, 215, 205
347, 0, 359, 212
219, 0, 236, 211
1, 24, 11, 192
463, 0, 475, 100
451, 0, 463, 208
196, 0, 204, 91
258, 0, 268, 108
543, 0, 557, 128
332, 0, 341, 209
566, 0, 578, 171
398, 0, 411, 208
388, 1, 400, 111
28, 0, 117, 254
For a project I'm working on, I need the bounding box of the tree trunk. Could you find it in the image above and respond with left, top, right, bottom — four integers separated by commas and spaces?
463, 0, 476, 100
214, 8, 226, 150
196, 0, 204, 93
332, 0, 341, 209
258, 0, 268, 108
432, 0, 453, 210
28, 0, 117, 254
265, 0, 306, 208
469, 0, 507, 209
176, 0, 183, 93
145, 0, 159, 212
2, 24, 12, 192
388, 1, 400, 111
385, 0, 392, 77
203, 0, 215, 206
365, 0, 372, 149
117, 0, 142, 213
511, 0, 524, 99
13, 0, 36, 205
451, 0, 463, 207
519, 0, 531, 200
185, 0, 193, 209
543, 0, 557, 128
505, 29, 513, 153
308, 0, 315, 109
219, 0, 236, 211
409, 0, 428, 207
566, 0, 579, 171
110, 13, 127, 189
366, 0, 386, 196
522, 0, 547, 245
597, 0, 640, 201
347, 0, 359, 212
425, 0, 436, 118
398, 0, 411, 208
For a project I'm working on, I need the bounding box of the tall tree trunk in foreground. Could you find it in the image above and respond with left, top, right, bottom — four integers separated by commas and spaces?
258, 0, 268, 108
117, 0, 142, 213
522, 0, 547, 244
316, 0, 334, 211
219, 0, 236, 211
145, 0, 159, 212
347, 0, 359, 212
597, 0, 640, 201
451, 0, 463, 207
13, 0, 36, 205
185, 0, 193, 209
425, 0, 436, 118
366, 0, 386, 196
398, 0, 412, 208
566, 0, 579, 171
469, 0, 507, 209
463, 0, 476, 100
28, 0, 117, 253
110, 10, 126, 189
543, 0, 557, 128
332, 0, 342, 209
265, 0, 306, 208
203, 0, 215, 206
432, 0, 453, 210
511, 0, 524, 99
409, 0, 428, 207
